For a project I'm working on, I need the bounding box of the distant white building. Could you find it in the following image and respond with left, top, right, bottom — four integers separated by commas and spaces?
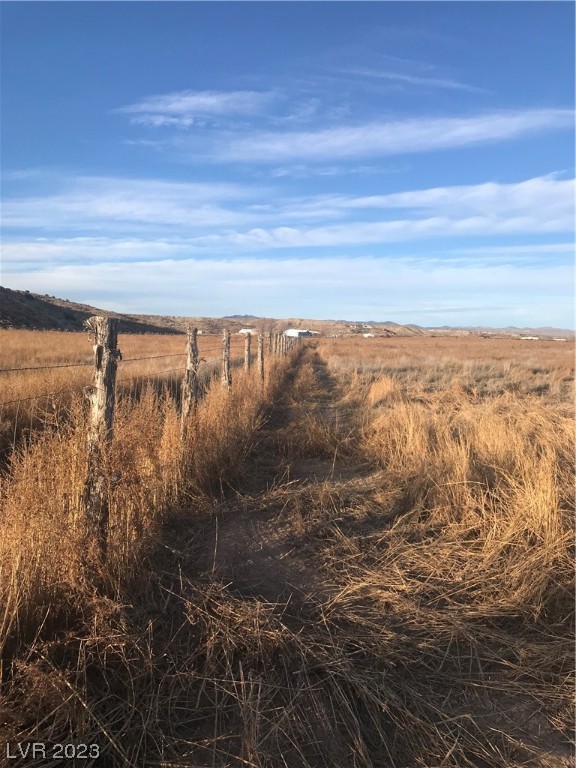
363, 333, 375, 338
284, 329, 312, 337
238, 328, 256, 335
520, 336, 539, 340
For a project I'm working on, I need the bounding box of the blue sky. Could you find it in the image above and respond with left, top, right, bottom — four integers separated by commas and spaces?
1, 1, 574, 327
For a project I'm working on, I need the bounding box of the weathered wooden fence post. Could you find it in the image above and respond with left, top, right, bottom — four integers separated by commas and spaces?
268, 332, 273, 355
181, 327, 199, 437
83, 316, 121, 561
221, 329, 231, 388
258, 333, 265, 385
244, 332, 251, 371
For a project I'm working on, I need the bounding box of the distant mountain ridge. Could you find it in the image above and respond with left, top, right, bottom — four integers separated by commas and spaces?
0, 287, 572, 338
426, 324, 574, 338
222, 314, 260, 319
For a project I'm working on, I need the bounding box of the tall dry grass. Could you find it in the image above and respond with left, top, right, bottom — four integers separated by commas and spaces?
314, 337, 574, 624
0, 345, 289, 660
360, 388, 573, 618
0, 329, 247, 455
322, 335, 575, 402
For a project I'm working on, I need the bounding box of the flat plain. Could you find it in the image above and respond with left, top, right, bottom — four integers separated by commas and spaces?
0, 330, 573, 767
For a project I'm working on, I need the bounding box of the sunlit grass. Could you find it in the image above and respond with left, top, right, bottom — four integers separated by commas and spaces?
0, 333, 573, 767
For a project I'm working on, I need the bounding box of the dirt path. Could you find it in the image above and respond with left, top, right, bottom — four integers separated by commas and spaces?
190, 348, 372, 609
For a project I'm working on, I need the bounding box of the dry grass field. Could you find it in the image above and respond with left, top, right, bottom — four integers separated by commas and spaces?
0, 331, 573, 767
0, 329, 248, 456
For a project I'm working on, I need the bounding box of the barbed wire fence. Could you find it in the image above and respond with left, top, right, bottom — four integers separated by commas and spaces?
0, 318, 302, 559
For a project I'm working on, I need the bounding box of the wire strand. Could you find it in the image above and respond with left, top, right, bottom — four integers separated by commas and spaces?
0, 346, 246, 406
0, 385, 89, 407
0, 362, 93, 373
121, 353, 185, 363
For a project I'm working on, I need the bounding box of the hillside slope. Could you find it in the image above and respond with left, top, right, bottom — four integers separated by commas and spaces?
0, 287, 181, 334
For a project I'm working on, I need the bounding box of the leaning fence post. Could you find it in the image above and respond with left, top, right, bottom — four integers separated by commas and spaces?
181, 327, 199, 437
244, 332, 251, 371
221, 329, 231, 388
83, 316, 120, 561
258, 333, 265, 385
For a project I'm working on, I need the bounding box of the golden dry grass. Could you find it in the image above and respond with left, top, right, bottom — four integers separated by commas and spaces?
0, 334, 286, 657
316, 337, 574, 626
322, 334, 574, 396
0, 332, 573, 767
0, 329, 248, 454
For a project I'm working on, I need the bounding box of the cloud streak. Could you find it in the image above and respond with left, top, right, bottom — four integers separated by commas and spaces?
1, 176, 264, 232
117, 89, 277, 128
211, 214, 572, 251
217, 109, 573, 163
339, 67, 487, 93
311, 176, 574, 224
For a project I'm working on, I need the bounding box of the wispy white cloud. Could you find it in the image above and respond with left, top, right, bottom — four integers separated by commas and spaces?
217, 109, 573, 163
1, 168, 46, 181
5, 232, 572, 278
208, 213, 571, 251
268, 164, 400, 179
271, 98, 322, 125
306, 176, 574, 224
117, 89, 277, 128
2, 175, 573, 247
130, 115, 199, 129
453, 243, 575, 257
1, 237, 194, 267
1, 176, 264, 232
339, 67, 487, 93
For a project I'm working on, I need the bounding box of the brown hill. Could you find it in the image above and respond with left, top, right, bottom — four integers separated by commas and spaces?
0, 287, 182, 334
